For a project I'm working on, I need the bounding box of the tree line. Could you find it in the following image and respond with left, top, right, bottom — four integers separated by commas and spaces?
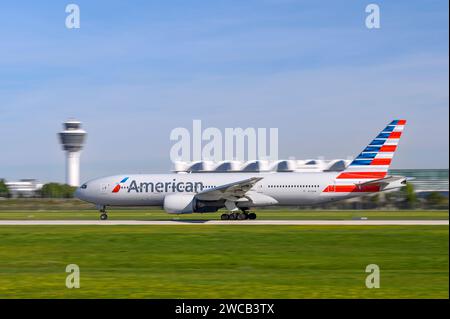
0, 179, 9, 197
0, 180, 76, 198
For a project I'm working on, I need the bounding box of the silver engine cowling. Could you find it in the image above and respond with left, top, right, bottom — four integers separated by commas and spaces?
163, 194, 196, 214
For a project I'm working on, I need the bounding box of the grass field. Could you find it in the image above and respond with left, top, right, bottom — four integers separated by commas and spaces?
0, 225, 447, 298
0, 209, 448, 220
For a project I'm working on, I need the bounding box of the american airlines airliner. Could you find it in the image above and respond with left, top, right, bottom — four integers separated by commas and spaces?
75, 120, 407, 220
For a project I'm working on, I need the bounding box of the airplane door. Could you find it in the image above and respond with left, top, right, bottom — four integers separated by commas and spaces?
101, 183, 109, 194
257, 183, 263, 193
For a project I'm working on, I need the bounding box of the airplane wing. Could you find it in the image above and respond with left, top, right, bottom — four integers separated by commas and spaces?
195, 177, 263, 201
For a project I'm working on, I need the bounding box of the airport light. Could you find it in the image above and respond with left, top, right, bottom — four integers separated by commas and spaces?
58, 119, 87, 187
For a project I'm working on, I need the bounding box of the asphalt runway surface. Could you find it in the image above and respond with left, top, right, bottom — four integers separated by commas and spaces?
0, 220, 447, 225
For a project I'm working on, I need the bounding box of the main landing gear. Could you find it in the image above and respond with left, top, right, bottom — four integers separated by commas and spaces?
98, 206, 108, 220
220, 210, 256, 220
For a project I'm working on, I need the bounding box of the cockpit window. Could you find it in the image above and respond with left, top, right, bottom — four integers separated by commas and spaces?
81, 184, 87, 189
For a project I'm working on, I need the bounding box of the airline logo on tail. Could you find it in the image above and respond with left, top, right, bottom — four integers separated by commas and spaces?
337, 119, 406, 180
347, 119, 406, 167
324, 119, 406, 192
112, 177, 129, 193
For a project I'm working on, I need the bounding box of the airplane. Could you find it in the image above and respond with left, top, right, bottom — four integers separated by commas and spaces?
75, 120, 408, 220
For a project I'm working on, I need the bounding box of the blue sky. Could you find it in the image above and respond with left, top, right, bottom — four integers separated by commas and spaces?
0, 0, 448, 183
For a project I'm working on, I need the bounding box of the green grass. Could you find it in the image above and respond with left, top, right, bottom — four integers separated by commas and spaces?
0, 225, 447, 298
0, 209, 447, 220
0, 198, 95, 210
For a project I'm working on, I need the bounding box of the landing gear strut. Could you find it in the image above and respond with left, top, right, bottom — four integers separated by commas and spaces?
99, 206, 108, 220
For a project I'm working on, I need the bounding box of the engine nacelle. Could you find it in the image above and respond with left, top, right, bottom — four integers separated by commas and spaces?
163, 194, 196, 214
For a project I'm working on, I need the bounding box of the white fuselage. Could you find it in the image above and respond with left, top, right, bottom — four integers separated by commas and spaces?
75, 171, 382, 209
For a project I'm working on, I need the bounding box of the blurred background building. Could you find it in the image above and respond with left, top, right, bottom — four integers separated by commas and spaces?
172, 159, 352, 173
390, 169, 449, 196
4, 179, 43, 198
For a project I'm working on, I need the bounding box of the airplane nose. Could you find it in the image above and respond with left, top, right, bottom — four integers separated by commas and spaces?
74, 183, 87, 199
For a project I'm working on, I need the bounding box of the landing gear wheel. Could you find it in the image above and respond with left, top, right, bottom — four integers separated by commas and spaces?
237, 212, 248, 220
221, 213, 229, 220
248, 212, 257, 220
100, 213, 108, 220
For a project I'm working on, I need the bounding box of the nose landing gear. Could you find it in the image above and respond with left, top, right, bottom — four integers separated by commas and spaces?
98, 206, 108, 220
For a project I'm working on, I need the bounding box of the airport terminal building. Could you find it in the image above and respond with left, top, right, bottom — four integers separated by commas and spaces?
389, 169, 449, 196
174, 160, 449, 197
4, 179, 43, 198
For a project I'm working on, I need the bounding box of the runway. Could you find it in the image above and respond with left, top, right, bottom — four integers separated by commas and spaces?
0, 220, 447, 225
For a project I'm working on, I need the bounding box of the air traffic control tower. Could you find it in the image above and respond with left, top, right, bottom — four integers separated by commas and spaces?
58, 119, 87, 187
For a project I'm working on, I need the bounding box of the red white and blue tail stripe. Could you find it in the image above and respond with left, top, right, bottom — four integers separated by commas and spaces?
338, 119, 406, 179
323, 120, 406, 193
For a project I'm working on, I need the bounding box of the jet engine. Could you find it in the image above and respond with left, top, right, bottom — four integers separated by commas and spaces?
163, 194, 221, 214
163, 194, 196, 214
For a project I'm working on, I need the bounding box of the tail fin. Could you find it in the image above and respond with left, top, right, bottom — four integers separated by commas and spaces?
337, 120, 406, 179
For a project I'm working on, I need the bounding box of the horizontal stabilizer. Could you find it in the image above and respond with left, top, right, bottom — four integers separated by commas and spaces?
359, 175, 406, 187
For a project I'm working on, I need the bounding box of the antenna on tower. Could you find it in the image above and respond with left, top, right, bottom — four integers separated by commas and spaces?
58, 119, 87, 187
